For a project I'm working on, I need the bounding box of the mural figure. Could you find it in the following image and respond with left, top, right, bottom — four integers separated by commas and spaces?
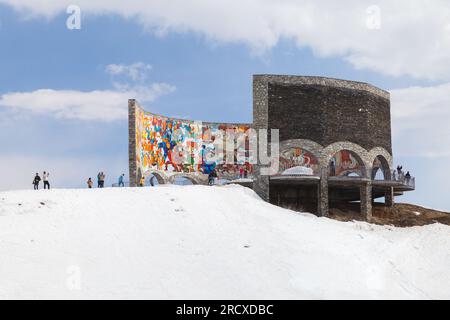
330, 150, 362, 177
279, 148, 319, 174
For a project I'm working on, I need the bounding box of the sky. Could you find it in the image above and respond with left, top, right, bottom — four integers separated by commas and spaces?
0, 1, 449, 210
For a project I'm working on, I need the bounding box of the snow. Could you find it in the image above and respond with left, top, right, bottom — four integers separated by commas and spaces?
0, 185, 449, 300
282, 166, 314, 175
228, 178, 254, 183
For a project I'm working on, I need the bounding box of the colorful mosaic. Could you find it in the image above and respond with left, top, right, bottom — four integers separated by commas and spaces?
135, 109, 253, 178
279, 148, 319, 174
330, 150, 363, 176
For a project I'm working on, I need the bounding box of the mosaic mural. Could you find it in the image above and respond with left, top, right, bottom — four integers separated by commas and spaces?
279, 148, 319, 174
329, 150, 363, 177
135, 109, 253, 179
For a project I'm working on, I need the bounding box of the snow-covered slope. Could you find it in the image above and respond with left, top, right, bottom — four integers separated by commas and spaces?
0, 185, 449, 299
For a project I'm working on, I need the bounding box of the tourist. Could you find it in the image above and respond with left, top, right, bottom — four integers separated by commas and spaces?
405, 171, 411, 182
97, 172, 101, 188
118, 174, 125, 187
33, 173, 41, 190
208, 169, 217, 186
239, 167, 244, 179
87, 178, 93, 189
42, 171, 50, 190
99, 172, 106, 188
139, 176, 146, 187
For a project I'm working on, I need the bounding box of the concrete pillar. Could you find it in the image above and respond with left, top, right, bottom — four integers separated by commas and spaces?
252, 77, 270, 202
360, 181, 373, 221
253, 167, 270, 201
318, 170, 329, 217
385, 186, 394, 208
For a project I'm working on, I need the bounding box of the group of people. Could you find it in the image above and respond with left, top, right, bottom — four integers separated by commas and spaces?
33, 169, 225, 190
32, 171, 50, 190
394, 165, 411, 181
86, 172, 107, 188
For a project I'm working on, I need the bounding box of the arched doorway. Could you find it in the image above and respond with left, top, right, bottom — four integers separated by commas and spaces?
372, 155, 391, 180
168, 174, 198, 185
173, 176, 195, 185
144, 171, 166, 186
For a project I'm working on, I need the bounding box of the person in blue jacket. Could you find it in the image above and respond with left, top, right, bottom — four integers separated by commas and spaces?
118, 174, 125, 187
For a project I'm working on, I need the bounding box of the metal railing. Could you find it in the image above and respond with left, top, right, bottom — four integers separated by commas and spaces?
387, 172, 415, 189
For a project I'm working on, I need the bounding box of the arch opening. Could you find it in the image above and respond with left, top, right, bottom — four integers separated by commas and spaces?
168, 174, 198, 185
372, 155, 391, 180
172, 176, 195, 185
329, 150, 365, 177
144, 171, 166, 185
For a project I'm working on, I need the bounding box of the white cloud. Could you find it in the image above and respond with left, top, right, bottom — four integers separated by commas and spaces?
2, 0, 450, 80
105, 62, 152, 82
391, 83, 450, 158
0, 83, 175, 121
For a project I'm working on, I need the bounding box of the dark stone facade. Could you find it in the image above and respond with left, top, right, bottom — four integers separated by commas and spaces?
252, 75, 395, 219
267, 83, 392, 154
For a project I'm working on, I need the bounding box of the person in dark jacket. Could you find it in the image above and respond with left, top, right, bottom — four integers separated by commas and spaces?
33, 173, 41, 190
208, 169, 218, 186
98, 172, 106, 188
97, 172, 101, 188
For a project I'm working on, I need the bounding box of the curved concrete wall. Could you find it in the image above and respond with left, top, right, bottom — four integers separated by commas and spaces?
129, 99, 253, 186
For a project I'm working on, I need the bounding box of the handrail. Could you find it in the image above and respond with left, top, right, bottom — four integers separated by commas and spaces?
387, 171, 415, 188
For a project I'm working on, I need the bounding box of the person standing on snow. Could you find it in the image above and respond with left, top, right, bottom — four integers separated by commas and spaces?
42, 171, 50, 190
99, 172, 106, 188
87, 178, 93, 188
33, 173, 41, 190
139, 176, 145, 187
97, 172, 101, 188
208, 169, 217, 186
118, 174, 125, 187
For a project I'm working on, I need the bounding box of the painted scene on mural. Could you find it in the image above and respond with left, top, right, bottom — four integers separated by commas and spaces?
329, 150, 363, 177
135, 109, 253, 179
279, 148, 320, 175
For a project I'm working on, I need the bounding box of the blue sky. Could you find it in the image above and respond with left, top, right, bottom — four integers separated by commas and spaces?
0, 1, 449, 210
